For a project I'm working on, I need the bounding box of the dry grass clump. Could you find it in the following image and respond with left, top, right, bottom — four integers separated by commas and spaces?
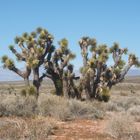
69, 99, 104, 119
38, 94, 105, 120
120, 91, 129, 96
106, 114, 140, 140
0, 94, 105, 121
21, 85, 37, 96
0, 95, 37, 117
105, 101, 123, 112
133, 116, 140, 122
0, 85, 16, 95
0, 116, 56, 140
38, 94, 71, 120
111, 96, 140, 111
128, 105, 140, 116
128, 105, 140, 122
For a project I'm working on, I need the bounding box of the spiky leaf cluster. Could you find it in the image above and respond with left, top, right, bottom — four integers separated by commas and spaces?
110, 42, 119, 53
79, 37, 109, 75
51, 38, 75, 67
1, 55, 14, 69
2, 27, 55, 69
117, 59, 126, 69
129, 54, 140, 67
110, 42, 128, 55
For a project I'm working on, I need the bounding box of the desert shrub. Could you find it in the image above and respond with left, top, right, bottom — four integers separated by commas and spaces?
0, 117, 56, 140
21, 89, 27, 96
50, 89, 56, 95
105, 101, 123, 112
0, 94, 105, 120
38, 94, 105, 120
21, 85, 37, 97
38, 94, 71, 120
128, 105, 140, 122
120, 91, 129, 96
0, 95, 37, 117
106, 114, 140, 140
114, 97, 140, 111
133, 116, 140, 122
7, 85, 16, 94
27, 117, 56, 140
68, 99, 104, 119
27, 86, 37, 96
128, 105, 140, 116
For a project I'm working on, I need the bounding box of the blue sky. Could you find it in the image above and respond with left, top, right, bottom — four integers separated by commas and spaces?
0, 0, 140, 69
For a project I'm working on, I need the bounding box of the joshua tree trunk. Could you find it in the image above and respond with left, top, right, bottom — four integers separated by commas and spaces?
53, 78, 63, 96
33, 67, 40, 98
48, 71, 63, 96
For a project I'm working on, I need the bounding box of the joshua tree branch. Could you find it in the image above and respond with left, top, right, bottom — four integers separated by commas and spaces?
112, 63, 133, 85
112, 52, 121, 68
39, 73, 52, 81
39, 73, 47, 82
10, 48, 26, 61
23, 67, 31, 78
38, 42, 52, 66
61, 59, 68, 69
73, 76, 80, 80
10, 66, 24, 78
118, 63, 132, 82
42, 42, 52, 59
19, 43, 28, 52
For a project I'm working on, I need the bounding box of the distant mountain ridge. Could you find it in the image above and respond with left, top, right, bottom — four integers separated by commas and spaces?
0, 66, 23, 81
0, 66, 140, 81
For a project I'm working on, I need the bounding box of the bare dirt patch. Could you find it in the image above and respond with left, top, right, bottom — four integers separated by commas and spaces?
49, 119, 113, 140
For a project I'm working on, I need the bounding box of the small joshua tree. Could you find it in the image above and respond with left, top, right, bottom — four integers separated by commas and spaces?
78, 37, 140, 101
1, 27, 54, 98
44, 38, 79, 97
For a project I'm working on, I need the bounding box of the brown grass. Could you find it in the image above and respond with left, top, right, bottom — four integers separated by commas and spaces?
0, 77, 140, 139
0, 116, 56, 140
0, 93, 105, 120
106, 114, 140, 140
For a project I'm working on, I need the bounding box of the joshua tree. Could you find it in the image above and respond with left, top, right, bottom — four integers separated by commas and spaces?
44, 38, 79, 97
1, 27, 54, 98
1, 27, 139, 102
78, 37, 140, 101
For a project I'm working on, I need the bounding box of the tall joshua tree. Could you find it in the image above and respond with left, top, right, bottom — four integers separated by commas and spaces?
1, 27, 54, 98
44, 38, 79, 97
79, 37, 140, 101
